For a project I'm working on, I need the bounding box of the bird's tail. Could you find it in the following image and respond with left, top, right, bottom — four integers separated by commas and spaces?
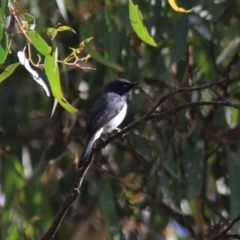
79, 135, 95, 168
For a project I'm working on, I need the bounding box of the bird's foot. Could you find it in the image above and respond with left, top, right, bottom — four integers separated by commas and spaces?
115, 127, 126, 137
115, 127, 121, 132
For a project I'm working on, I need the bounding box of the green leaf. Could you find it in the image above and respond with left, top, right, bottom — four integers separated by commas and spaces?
129, 0, 157, 47
0, 63, 20, 83
0, 0, 8, 19
130, 132, 152, 162
189, 15, 211, 41
216, 38, 240, 65
170, 15, 189, 64
44, 51, 78, 113
182, 136, 203, 198
227, 151, 240, 233
26, 30, 52, 55
0, 0, 10, 64
99, 179, 122, 240
84, 44, 124, 72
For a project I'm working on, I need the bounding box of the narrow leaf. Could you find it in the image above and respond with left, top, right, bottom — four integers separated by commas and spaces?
168, 0, 192, 13
189, 15, 211, 41
56, 0, 68, 21
0, 0, 11, 64
216, 38, 240, 65
0, 63, 20, 83
44, 50, 78, 113
99, 179, 122, 240
182, 136, 203, 198
129, 0, 157, 47
170, 15, 189, 64
227, 151, 240, 233
26, 30, 52, 55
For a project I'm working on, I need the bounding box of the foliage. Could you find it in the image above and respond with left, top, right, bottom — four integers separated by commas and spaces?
1, 0, 240, 239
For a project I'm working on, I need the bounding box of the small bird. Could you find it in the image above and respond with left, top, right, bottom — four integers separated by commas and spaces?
79, 78, 139, 167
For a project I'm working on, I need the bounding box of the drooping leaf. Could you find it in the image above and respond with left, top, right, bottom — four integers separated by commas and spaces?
129, 0, 157, 47
26, 30, 52, 55
168, 0, 192, 13
0, 63, 20, 83
227, 151, 240, 233
216, 38, 240, 65
189, 15, 212, 41
170, 15, 189, 64
55, 0, 68, 21
44, 50, 78, 113
99, 179, 122, 240
182, 136, 203, 198
0, 0, 10, 64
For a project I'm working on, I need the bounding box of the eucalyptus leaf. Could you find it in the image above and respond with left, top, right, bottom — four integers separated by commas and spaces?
44, 50, 78, 113
170, 15, 189, 64
182, 136, 203, 199
129, 0, 157, 47
0, 0, 11, 64
227, 151, 240, 233
0, 63, 20, 83
56, 0, 68, 21
26, 30, 52, 55
99, 179, 122, 240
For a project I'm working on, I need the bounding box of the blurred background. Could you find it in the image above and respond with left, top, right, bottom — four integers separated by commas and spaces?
1, 0, 240, 239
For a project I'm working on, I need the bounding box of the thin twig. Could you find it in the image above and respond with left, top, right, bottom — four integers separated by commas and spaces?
210, 213, 240, 239
40, 158, 93, 240
221, 214, 240, 235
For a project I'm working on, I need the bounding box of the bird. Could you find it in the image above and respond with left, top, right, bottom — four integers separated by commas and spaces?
79, 78, 139, 167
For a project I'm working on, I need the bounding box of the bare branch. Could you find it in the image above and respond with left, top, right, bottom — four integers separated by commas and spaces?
221, 214, 240, 235
40, 159, 93, 240
210, 214, 240, 240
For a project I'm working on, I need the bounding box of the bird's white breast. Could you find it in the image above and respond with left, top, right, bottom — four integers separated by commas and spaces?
93, 103, 127, 141
103, 103, 127, 133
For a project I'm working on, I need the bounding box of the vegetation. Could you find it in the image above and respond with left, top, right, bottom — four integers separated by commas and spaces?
1, 0, 240, 239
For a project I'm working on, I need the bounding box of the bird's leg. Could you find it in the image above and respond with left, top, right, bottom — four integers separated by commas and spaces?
115, 127, 121, 132
115, 127, 126, 137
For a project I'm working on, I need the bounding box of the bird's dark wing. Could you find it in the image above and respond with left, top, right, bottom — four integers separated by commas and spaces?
86, 92, 126, 136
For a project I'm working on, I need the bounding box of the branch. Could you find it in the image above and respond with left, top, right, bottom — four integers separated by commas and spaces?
40, 159, 93, 240
145, 78, 234, 117
94, 100, 240, 154
211, 214, 240, 240
221, 214, 240, 235
40, 78, 238, 239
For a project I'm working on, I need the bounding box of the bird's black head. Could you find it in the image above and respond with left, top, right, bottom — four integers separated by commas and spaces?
103, 78, 139, 97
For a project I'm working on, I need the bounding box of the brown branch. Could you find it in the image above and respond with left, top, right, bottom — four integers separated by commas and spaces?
221, 214, 240, 235
40, 78, 238, 239
94, 100, 240, 154
40, 159, 93, 240
146, 78, 234, 117
211, 214, 240, 240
